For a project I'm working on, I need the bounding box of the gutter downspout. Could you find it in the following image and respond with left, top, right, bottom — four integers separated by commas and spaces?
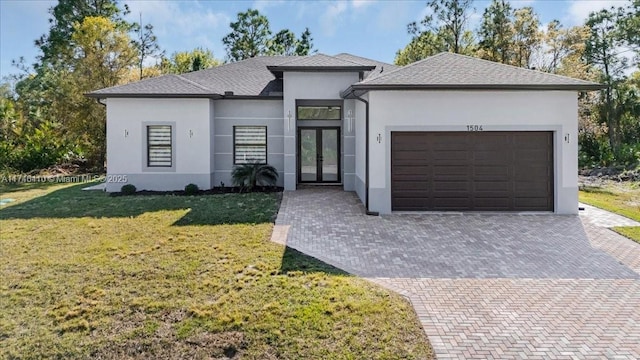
352, 93, 379, 216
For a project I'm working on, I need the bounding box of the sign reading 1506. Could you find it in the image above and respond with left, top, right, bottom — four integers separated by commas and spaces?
466, 125, 483, 131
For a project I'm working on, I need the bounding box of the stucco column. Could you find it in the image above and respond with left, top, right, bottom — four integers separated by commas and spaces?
283, 100, 296, 190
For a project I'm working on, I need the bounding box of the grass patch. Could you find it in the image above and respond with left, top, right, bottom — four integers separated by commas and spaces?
580, 181, 640, 243
613, 227, 640, 244
0, 180, 78, 206
0, 182, 432, 359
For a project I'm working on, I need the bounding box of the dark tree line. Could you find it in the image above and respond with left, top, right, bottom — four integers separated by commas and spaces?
396, 0, 640, 167
0, 3, 315, 172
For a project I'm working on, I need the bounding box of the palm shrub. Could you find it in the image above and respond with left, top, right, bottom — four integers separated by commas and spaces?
231, 162, 278, 191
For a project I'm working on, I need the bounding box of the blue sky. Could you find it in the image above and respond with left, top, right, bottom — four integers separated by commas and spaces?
0, 0, 630, 79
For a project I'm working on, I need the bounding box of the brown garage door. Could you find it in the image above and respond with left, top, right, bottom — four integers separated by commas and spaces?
391, 131, 553, 211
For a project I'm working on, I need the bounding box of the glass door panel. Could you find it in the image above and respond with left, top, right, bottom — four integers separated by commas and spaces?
300, 129, 317, 182
322, 129, 339, 182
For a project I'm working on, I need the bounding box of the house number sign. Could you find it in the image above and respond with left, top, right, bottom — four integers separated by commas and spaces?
466, 125, 484, 131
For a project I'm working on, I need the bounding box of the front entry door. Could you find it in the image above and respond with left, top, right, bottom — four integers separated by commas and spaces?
298, 127, 340, 183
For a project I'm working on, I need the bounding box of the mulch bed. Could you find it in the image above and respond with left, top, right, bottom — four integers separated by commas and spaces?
110, 186, 283, 197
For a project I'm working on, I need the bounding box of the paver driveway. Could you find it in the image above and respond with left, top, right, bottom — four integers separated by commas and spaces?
272, 188, 640, 359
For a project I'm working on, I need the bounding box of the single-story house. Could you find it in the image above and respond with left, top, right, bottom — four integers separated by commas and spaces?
88, 52, 603, 215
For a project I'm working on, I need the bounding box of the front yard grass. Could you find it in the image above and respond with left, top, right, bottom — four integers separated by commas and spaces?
579, 181, 640, 244
0, 182, 432, 359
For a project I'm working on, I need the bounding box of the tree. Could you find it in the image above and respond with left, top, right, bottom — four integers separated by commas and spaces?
429, 0, 474, 53
512, 7, 541, 68
395, 31, 446, 65
0, 83, 19, 143
161, 48, 221, 74
67, 16, 138, 165
8, 1, 145, 170
396, 0, 475, 65
295, 28, 315, 56
269, 29, 297, 56
618, 0, 640, 64
543, 21, 590, 73
223, 9, 316, 61
585, 7, 629, 158
72, 17, 137, 86
2, 79, 72, 172
611, 80, 640, 161
223, 9, 272, 61
35, 0, 130, 66
133, 16, 163, 79
478, 0, 514, 64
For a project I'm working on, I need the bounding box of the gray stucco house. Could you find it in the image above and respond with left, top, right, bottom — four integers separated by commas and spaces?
88, 52, 602, 214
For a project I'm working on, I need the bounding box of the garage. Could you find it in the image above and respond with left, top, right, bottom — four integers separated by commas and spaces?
391, 131, 554, 211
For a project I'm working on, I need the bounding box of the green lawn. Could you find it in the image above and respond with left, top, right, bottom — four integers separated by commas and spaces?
579, 181, 640, 244
0, 182, 432, 359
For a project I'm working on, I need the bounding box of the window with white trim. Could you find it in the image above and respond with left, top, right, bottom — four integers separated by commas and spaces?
234, 126, 267, 164
147, 125, 172, 167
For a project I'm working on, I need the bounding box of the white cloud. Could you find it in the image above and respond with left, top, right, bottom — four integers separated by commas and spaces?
320, 1, 348, 37
126, 1, 230, 55
251, 0, 286, 12
512, 0, 536, 6
295, 2, 311, 20
352, 0, 374, 10
565, 0, 623, 26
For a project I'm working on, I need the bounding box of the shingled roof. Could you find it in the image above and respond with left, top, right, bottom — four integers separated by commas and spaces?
88, 74, 213, 97
88, 54, 383, 98
89, 52, 602, 98
344, 52, 603, 94
333, 53, 398, 80
88, 56, 291, 98
266, 53, 375, 76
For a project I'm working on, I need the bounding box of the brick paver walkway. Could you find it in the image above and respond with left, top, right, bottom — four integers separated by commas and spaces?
271, 188, 640, 359
579, 202, 640, 228
371, 278, 640, 359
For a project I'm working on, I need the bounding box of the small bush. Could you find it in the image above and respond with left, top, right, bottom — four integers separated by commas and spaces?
184, 183, 199, 195
121, 184, 136, 195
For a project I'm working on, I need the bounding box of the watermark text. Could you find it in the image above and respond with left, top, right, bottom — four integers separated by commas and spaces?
0, 174, 128, 184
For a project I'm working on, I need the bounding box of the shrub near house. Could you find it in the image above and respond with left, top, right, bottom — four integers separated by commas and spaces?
232, 163, 279, 191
